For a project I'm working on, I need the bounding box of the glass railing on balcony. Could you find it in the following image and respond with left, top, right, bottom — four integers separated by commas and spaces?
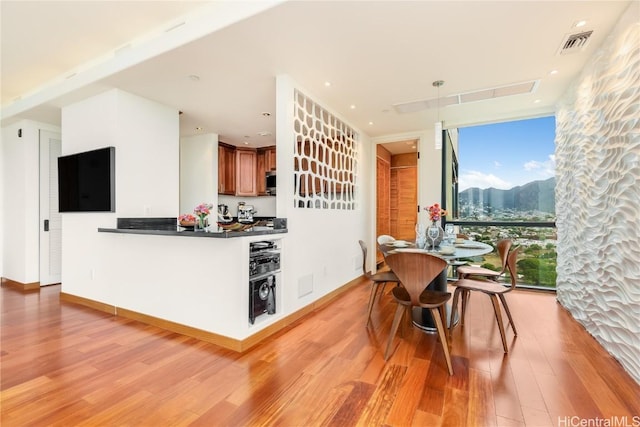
448, 222, 557, 290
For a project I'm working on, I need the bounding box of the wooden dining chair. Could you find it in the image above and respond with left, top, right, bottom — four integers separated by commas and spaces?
359, 240, 400, 326
377, 235, 396, 245
449, 246, 520, 353
383, 251, 453, 375
457, 238, 513, 280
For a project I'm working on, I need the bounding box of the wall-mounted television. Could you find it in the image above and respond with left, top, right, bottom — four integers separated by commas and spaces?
58, 146, 115, 212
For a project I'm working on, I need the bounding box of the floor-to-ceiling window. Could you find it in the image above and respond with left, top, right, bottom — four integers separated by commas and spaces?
443, 116, 557, 289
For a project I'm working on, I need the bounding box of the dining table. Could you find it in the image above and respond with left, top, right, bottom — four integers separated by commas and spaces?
380, 239, 493, 332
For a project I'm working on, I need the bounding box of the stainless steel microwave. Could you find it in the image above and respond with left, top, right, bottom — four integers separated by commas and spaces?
266, 171, 276, 195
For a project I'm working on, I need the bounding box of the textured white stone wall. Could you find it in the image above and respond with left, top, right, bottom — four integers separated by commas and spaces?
555, 4, 640, 384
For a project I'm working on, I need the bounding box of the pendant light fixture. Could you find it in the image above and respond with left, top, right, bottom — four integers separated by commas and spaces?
433, 80, 444, 149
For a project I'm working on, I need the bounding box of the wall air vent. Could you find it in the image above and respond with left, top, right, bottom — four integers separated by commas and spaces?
393, 80, 539, 114
557, 30, 593, 55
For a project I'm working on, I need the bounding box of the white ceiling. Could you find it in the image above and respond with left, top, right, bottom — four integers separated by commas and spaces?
0, 1, 631, 153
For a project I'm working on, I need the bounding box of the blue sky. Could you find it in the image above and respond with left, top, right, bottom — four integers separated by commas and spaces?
457, 116, 556, 191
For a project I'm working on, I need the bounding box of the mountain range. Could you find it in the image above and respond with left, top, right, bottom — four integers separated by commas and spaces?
459, 177, 555, 213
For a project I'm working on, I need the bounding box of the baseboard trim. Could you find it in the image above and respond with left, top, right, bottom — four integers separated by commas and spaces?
60, 292, 117, 314
116, 307, 244, 351
58, 275, 366, 352
1, 277, 40, 291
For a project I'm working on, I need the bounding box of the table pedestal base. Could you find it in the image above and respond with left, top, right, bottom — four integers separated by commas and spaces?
412, 305, 459, 333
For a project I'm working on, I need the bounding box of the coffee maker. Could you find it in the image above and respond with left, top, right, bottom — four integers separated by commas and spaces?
217, 204, 232, 223
237, 202, 255, 223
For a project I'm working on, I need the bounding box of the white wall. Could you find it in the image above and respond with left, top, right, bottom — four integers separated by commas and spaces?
179, 133, 218, 215
275, 75, 370, 313
555, 2, 640, 384
60, 89, 179, 301
1, 120, 60, 284
0, 126, 3, 277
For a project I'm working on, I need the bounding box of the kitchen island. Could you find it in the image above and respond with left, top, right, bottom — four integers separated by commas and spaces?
61, 219, 290, 352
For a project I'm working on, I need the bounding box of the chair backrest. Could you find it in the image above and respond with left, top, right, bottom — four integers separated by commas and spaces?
496, 239, 513, 274
504, 246, 520, 290
358, 240, 372, 278
385, 252, 448, 306
377, 235, 395, 245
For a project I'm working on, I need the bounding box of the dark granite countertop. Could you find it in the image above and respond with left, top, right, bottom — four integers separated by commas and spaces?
97, 227, 287, 238
97, 217, 287, 238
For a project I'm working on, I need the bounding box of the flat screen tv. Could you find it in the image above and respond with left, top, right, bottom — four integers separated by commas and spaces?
58, 146, 115, 212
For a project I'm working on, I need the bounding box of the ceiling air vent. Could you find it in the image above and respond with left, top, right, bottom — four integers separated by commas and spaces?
557, 30, 593, 55
392, 80, 539, 114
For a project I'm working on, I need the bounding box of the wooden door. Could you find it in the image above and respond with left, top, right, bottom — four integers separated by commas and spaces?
391, 167, 417, 240
39, 130, 62, 286
376, 146, 392, 264
389, 152, 418, 241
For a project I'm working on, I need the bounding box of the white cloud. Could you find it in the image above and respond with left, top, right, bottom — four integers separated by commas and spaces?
523, 154, 555, 178
524, 160, 541, 170
459, 170, 512, 191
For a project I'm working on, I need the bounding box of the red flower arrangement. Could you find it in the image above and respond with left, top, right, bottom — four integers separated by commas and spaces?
425, 203, 447, 224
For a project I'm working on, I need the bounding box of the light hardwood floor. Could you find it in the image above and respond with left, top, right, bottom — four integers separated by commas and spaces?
2, 280, 639, 426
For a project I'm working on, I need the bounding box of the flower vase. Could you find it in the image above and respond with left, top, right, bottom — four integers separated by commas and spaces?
195, 216, 207, 232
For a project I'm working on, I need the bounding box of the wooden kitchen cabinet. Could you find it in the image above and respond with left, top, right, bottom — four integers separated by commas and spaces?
219, 144, 274, 196
256, 146, 276, 195
256, 149, 266, 195
235, 148, 257, 196
218, 143, 236, 195
265, 147, 276, 171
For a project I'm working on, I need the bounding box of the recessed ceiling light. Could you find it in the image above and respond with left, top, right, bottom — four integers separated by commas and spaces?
261, 112, 271, 117
549, 70, 559, 75
350, 105, 356, 109
324, 81, 331, 87
575, 20, 587, 28
257, 131, 272, 137
195, 127, 203, 131
187, 75, 200, 81
369, 121, 374, 125
243, 141, 249, 145
244, 135, 251, 139
534, 99, 541, 104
